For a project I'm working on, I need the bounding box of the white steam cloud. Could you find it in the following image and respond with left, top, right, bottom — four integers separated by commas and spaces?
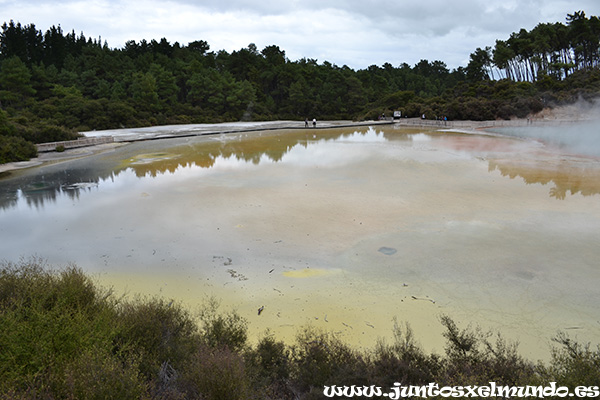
495, 99, 600, 158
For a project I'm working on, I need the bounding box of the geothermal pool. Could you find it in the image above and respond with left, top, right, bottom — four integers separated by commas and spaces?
1, 125, 599, 360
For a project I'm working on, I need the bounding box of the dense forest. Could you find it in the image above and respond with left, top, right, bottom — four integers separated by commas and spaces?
1, 11, 600, 163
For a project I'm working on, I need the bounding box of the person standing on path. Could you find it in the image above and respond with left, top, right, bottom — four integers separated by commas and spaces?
312, 118, 316, 128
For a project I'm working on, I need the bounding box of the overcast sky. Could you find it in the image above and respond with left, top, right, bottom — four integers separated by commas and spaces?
3, 0, 600, 70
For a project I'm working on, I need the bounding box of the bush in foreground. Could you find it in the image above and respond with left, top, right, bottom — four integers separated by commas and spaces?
1, 260, 598, 399
0, 259, 146, 398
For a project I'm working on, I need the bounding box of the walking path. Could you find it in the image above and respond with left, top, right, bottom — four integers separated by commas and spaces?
0, 115, 588, 174
81, 119, 394, 142
1, 120, 390, 174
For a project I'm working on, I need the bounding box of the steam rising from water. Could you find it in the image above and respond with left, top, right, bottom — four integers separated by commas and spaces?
493, 100, 600, 158
495, 121, 600, 157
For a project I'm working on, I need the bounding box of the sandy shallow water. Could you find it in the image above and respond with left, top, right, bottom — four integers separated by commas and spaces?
2, 124, 600, 361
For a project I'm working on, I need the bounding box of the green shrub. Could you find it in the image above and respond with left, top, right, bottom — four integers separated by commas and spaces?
246, 332, 293, 397
179, 345, 249, 400
291, 327, 368, 393
0, 109, 15, 136
249, 332, 291, 381
55, 144, 65, 152
539, 332, 600, 388
497, 103, 517, 120
0, 135, 37, 163
369, 320, 442, 386
198, 298, 248, 352
58, 347, 147, 399
438, 315, 535, 385
117, 296, 200, 378
37, 124, 79, 143
1, 260, 598, 398
0, 260, 121, 394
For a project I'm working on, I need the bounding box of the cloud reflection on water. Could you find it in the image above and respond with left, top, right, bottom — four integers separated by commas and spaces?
1, 125, 600, 212
1, 124, 600, 358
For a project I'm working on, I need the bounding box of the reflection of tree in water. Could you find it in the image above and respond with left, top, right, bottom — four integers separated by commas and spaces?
3, 126, 598, 210
11, 127, 571, 210
1, 129, 372, 210
0, 167, 117, 210
119, 128, 373, 178
0, 190, 19, 210
488, 160, 600, 199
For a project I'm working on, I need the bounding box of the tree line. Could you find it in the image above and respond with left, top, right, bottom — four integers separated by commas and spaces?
1, 11, 600, 163
467, 11, 600, 82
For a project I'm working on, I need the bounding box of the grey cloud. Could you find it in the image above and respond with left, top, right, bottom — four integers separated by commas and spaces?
3, 0, 600, 69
